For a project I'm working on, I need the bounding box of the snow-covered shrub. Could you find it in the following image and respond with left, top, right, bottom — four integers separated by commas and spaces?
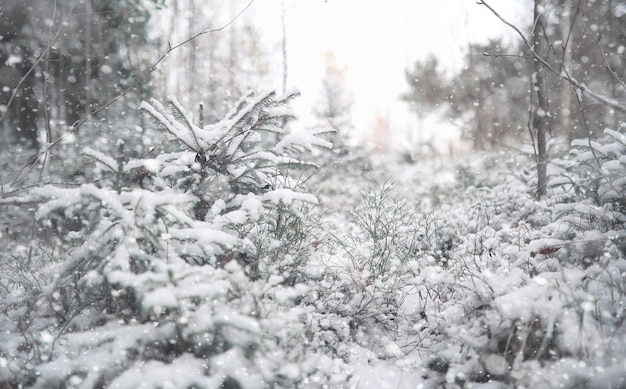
0, 175, 207, 386
549, 127, 626, 263
339, 181, 422, 277
409, 148, 626, 387
304, 181, 456, 362
291, 144, 625, 388
0, 90, 342, 388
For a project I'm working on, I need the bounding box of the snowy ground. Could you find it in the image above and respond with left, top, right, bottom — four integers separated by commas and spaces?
1, 101, 625, 388
308, 144, 626, 389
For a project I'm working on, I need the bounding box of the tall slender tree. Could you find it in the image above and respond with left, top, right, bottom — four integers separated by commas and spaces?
532, 0, 551, 197
401, 55, 447, 143
313, 51, 353, 143
478, 0, 625, 195
559, 0, 574, 142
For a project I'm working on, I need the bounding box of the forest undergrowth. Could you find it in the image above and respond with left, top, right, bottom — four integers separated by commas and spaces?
0, 92, 625, 388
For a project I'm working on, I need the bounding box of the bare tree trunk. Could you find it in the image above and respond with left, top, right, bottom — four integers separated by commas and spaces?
85, 0, 93, 118
162, 0, 178, 98
281, 0, 288, 93
532, 0, 551, 198
559, 0, 574, 142
188, 0, 196, 102
227, 1, 239, 98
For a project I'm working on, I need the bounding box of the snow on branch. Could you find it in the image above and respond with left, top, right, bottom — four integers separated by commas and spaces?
83, 146, 118, 172
274, 128, 335, 153
139, 98, 202, 152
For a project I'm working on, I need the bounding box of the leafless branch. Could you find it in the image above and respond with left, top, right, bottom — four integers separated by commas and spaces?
9, 0, 257, 187
150, 0, 255, 72
580, 7, 626, 91
0, 5, 75, 125
483, 52, 533, 60
477, 0, 626, 114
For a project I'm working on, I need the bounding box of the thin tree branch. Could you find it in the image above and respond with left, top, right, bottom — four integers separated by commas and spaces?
580, 5, 626, 91
39, 0, 59, 183
483, 52, 533, 60
10, 0, 257, 187
150, 0, 255, 72
477, 0, 626, 114
73, 0, 256, 130
559, 0, 581, 74
0, 5, 75, 125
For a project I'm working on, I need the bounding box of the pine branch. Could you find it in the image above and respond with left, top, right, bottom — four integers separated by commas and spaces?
167, 96, 203, 152
226, 90, 255, 120
230, 91, 276, 135
139, 99, 200, 153
83, 147, 118, 172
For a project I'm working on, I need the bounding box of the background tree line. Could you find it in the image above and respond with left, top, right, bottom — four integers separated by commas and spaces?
0, 0, 273, 166
403, 0, 626, 151
3, 0, 624, 182
0, 0, 162, 152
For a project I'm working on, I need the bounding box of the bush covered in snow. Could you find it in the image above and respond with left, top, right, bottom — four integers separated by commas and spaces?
0, 90, 344, 388
1, 92, 625, 388
303, 136, 626, 388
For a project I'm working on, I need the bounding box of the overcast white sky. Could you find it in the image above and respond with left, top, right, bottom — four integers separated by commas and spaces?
249, 0, 531, 151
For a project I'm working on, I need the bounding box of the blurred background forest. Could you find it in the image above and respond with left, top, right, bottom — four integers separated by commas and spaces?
1, 0, 624, 165
1, 2, 626, 388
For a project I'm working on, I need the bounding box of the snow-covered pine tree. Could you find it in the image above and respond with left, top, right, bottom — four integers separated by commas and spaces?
140, 89, 334, 280
0, 90, 342, 388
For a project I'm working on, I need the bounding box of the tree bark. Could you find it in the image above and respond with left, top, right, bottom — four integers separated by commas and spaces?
559, 0, 574, 142
533, 0, 550, 198
281, 0, 288, 93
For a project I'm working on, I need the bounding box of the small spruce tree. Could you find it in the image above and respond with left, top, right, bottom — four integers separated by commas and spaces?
0, 89, 339, 388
